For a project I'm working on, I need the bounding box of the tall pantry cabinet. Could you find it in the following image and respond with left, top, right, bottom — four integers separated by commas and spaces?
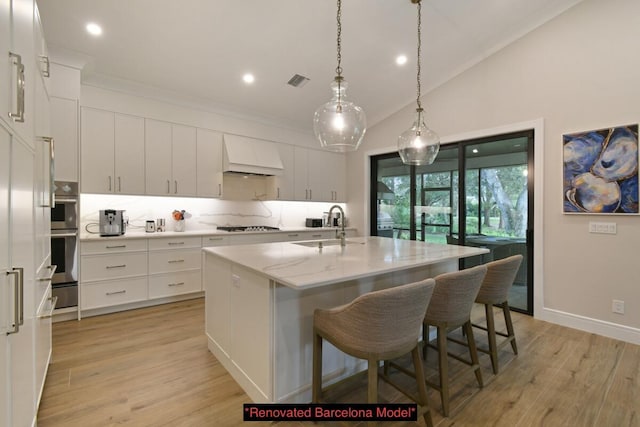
1, 1, 53, 426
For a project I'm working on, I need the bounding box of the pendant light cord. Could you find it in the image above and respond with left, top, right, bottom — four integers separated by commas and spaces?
335, 0, 343, 111
336, 0, 342, 77
416, 0, 422, 112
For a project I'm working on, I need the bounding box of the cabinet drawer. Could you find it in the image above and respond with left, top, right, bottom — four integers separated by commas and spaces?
148, 249, 201, 274
202, 235, 229, 247
81, 277, 148, 310
148, 270, 201, 299
148, 236, 201, 250
81, 252, 147, 281
81, 239, 147, 254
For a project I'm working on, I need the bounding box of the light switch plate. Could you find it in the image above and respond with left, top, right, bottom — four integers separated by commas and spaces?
589, 222, 617, 234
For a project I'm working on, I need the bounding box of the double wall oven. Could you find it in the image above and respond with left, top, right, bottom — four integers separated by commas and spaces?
51, 181, 78, 309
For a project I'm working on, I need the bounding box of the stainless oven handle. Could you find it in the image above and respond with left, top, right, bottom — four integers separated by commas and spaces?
51, 232, 78, 238
54, 198, 78, 204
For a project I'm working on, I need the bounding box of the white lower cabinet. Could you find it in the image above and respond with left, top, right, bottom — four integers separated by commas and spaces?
148, 237, 201, 298
80, 239, 148, 312
149, 270, 202, 299
79, 229, 356, 315
82, 277, 149, 310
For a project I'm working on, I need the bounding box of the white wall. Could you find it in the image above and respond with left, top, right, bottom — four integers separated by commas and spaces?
346, 0, 640, 343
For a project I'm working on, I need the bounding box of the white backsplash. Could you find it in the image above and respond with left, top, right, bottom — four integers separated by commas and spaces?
80, 194, 346, 233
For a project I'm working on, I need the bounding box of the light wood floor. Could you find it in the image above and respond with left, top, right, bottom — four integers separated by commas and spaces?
38, 298, 640, 427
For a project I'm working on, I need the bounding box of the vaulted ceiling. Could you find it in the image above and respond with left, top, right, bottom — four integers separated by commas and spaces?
38, 0, 583, 131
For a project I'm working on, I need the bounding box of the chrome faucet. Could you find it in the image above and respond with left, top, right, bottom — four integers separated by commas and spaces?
328, 205, 346, 246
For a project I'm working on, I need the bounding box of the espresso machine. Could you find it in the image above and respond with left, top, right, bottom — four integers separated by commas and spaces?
99, 209, 126, 236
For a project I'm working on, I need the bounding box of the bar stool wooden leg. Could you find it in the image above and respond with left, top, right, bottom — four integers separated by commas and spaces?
367, 359, 378, 404
422, 325, 428, 360
502, 302, 518, 354
485, 303, 499, 374
312, 331, 323, 403
437, 326, 450, 417
411, 347, 434, 427
463, 322, 483, 387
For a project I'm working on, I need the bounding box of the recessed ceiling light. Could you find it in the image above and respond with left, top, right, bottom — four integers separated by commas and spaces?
472, 148, 479, 154
395, 55, 408, 66
86, 22, 102, 36
243, 73, 255, 84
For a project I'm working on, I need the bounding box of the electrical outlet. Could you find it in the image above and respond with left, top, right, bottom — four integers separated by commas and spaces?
612, 299, 625, 314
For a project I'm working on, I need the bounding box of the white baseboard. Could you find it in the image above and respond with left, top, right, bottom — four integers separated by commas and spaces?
540, 307, 640, 345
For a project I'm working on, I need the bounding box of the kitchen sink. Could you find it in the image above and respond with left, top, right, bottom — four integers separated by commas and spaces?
293, 239, 360, 248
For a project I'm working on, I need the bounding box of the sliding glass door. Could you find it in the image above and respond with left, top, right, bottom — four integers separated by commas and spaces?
371, 130, 534, 314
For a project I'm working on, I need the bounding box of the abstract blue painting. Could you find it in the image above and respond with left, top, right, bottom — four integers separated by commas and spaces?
563, 124, 639, 214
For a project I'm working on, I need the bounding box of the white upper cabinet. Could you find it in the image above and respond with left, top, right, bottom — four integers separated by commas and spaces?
294, 147, 347, 202
81, 108, 145, 194
171, 124, 197, 196
0, 1, 10, 133
114, 114, 145, 194
196, 128, 223, 198
50, 97, 78, 182
145, 119, 197, 196
266, 143, 294, 201
145, 119, 172, 195
81, 108, 115, 193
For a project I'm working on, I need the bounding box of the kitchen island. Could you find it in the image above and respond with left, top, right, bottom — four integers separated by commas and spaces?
203, 236, 488, 403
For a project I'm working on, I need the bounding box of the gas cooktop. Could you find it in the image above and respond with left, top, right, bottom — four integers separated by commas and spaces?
217, 226, 280, 232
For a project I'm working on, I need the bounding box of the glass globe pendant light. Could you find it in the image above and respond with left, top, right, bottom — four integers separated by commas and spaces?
398, 0, 440, 165
313, 0, 366, 152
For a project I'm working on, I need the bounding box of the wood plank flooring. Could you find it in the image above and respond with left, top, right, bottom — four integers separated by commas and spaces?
37, 298, 640, 427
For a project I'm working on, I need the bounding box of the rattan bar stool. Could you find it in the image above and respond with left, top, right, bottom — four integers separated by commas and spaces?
422, 265, 487, 417
471, 254, 522, 374
312, 279, 436, 427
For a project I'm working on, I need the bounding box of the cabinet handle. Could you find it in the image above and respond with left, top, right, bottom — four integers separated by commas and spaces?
108, 176, 112, 192
174, 180, 178, 194
106, 264, 126, 269
106, 245, 126, 249
218, 183, 222, 196
37, 265, 57, 281
106, 290, 126, 296
118, 176, 122, 192
167, 180, 170, 194
288, 233, 299, 237
168, 242, 185, 246
312, 234, 322, 238
8, 52, 25, 123
39, 296, 58, 318
168, 259, 185, 264
6, 268, 24, 335
305, 189, 308, 199
277, 187, 280, 199
37, 137, 55, 207
39, 55, 50, 77
168, 282, 185, 287
309, 189, 312, 199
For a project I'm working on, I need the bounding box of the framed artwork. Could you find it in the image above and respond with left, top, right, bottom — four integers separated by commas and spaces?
563, 124, 639, 214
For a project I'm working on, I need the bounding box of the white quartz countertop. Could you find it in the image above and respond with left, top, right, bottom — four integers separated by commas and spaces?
203, 236, 489, 289
79, 226, 355, 241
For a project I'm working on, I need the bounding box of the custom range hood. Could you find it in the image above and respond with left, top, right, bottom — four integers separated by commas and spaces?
223, 134, 284, 176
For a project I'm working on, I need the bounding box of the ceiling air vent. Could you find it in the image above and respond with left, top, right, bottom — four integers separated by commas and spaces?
287, 74, 310, 88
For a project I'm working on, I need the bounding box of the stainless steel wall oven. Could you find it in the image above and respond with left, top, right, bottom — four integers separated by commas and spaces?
51, 182, 78, 309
